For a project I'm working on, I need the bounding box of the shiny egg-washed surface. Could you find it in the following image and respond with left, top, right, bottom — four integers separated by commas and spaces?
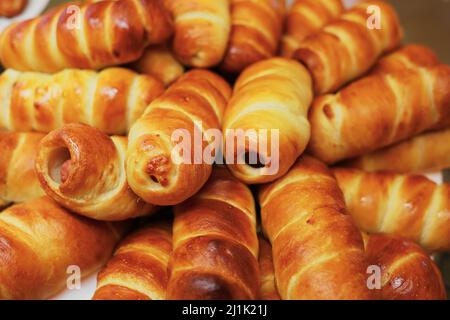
4, 0, 450, 299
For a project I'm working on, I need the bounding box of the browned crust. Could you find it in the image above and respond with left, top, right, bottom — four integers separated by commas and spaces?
259, 156, 375, 300
93, 223, 172, 300
0, 197, 125, 299
0, 0, 173, 72
333, 168, 450, 252
365, 234, 447, 300
167, 167, 259, 300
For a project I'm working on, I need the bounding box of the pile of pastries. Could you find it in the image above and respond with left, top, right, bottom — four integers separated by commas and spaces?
0, 0, 449, 300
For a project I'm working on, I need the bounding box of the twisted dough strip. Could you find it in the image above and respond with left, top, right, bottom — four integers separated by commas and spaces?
308, 49, 450, 164
333, 168, 450, 252
0, 196, 126, 300
167, 167, 259, 300
35, 124, 156, 221
131, 45, 185, 87
0, 0, 173, 72
364, 233, 446, 300
294, 0, 402, 94
0, 0, 28, 17
221, 0, 285, 73
166, 0, 231, 67
259, 156, 374, 300
344, 128, 450, 174
281, 0, 344, 58
127, 69, 231, 206
93, 222, 172, 300
0, 68, 164, 135
223, 58, 313, 184
258, 236, 280, 300
0, 132, 45, 207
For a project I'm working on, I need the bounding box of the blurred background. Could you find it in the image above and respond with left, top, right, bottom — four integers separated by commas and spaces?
388, 0, 450, 63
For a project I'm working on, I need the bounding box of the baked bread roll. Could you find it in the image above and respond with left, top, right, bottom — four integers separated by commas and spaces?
166, 0, 231, 67
344, 128, 450, 173
0, 0, 173, 72
259, 156, 374, 300
281, 0, 344, 58
93, 222, 172, 300
308, 57, 450, 164
127, 69, 232, 206
371, 44, 440, 75
167, 167, 259, 300
221, 0, 285, 73
0, 132, 45, 207
0, 68, 164, 135
0, 0, 28, 17
333, 168, 450, 252
258, 236, 280, 300
223, 58, 313, 184
0, 196, 126, 300
131, 45, 185, 87
364, 234, 447, 300
293, 0, 403, 94
35, 123, 156, 221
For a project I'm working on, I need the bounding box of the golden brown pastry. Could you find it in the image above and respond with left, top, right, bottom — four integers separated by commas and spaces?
293, 0, 403, 94
281, 0, 344, 58
308, 56, 450, 164
258, 236, 280, 300
131, 45, 185, 87
166, 0, 231, 67
344, 128, 450, 173
0, 0, 173, 72
371, 44, 440, 75
0, 132, 45, 207
35, 124, 156, 221
93, 222, 172, 300
0, 0, 28, 17
259, 156, 374, 300
0, 68, 164, 135
167, 167, 259, 300
0, 196, 126, 300
127, 69, 232, 206
333, 168, 450, 252
221, 0, 285, 73
364, 233, 447, 300
223, 58, 313, 184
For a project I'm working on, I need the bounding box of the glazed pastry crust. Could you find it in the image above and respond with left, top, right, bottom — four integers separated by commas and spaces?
294, 0, 403, 94
0, 68, 164, 135
131, 45, 185, 87
364, 233, 447, 300
223, 58, 313, 184
308, 46, 450, 164
35, 123, 156, 221
0, 132, 45, 207
259, 156, 374, 300
258, 236, 280, 300
93, 222, 172, 300
167, 167, 259, 300
127, 69, 231, 206
344, 128, 450, 173
334, 168, 450, 252
0, 197, 125, 299
0, 0, 173, 72
221, 0, 285, 73
166, 0, 231, 67
281, 0, 344, 58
